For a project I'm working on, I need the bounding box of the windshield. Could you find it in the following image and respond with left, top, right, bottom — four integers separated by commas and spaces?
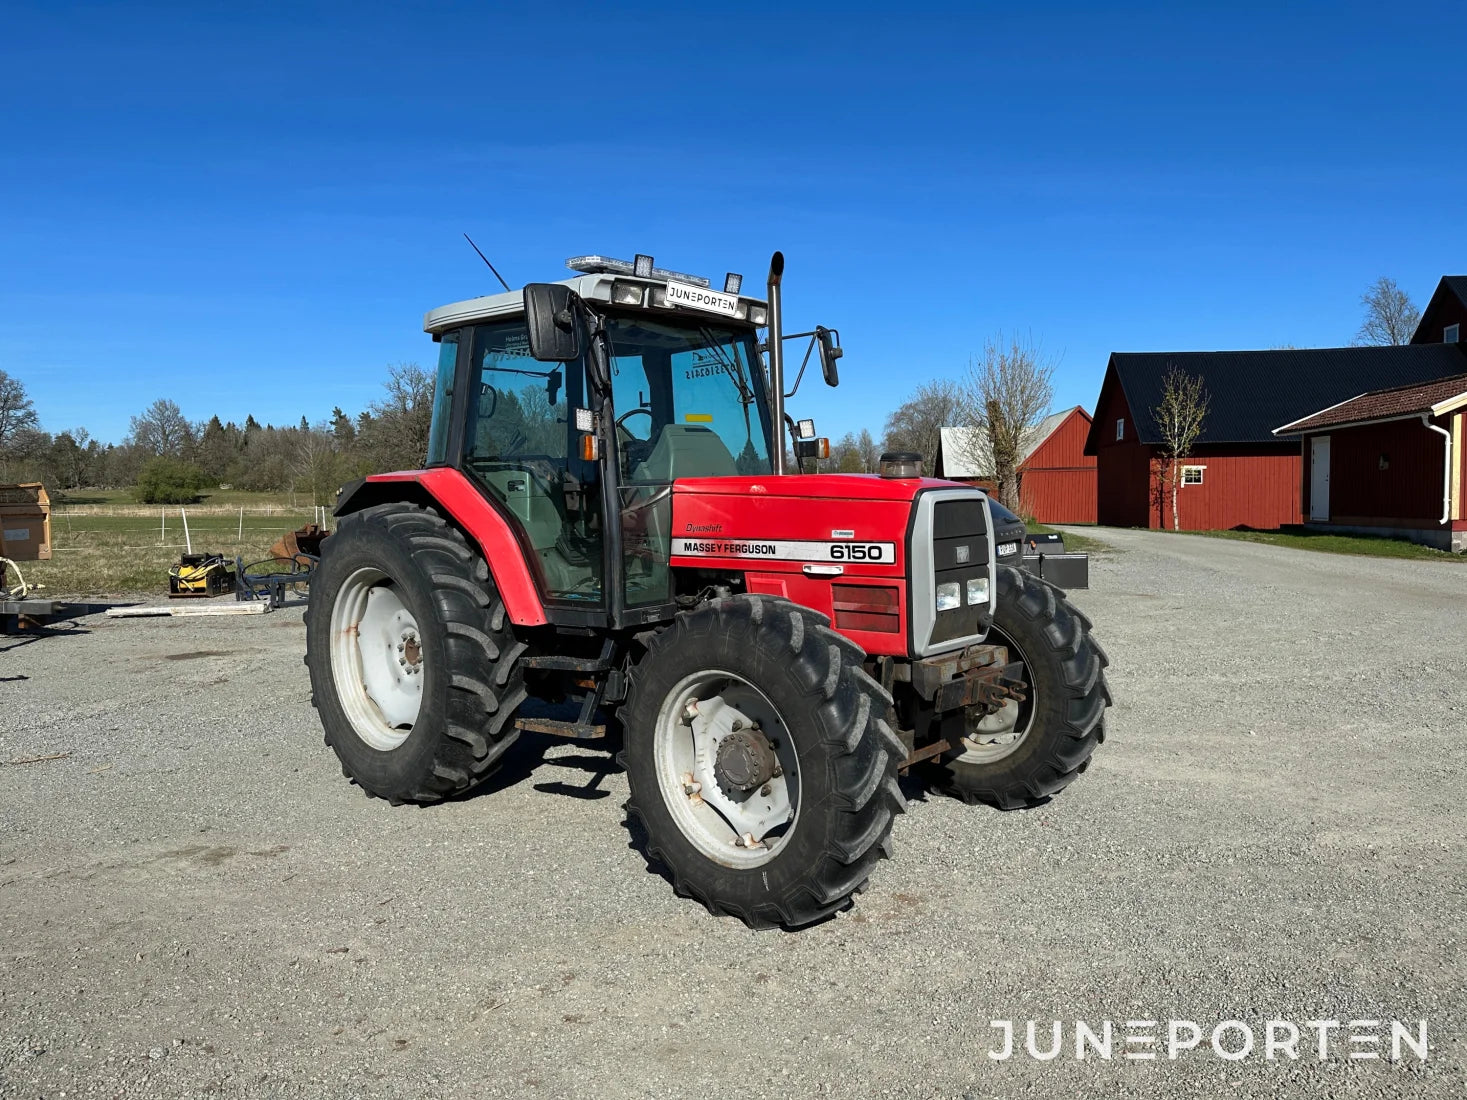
605, 315, 771, 481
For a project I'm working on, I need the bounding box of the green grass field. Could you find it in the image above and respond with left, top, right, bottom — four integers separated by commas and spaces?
1187, 526, 1466, 563
13, 498, 323, 598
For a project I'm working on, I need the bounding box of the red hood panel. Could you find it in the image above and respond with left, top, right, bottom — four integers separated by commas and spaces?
672, 474, 964, 502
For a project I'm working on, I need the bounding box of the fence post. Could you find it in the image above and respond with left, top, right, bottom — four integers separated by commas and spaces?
238, 507, 244, 541
160, 508, 166, 544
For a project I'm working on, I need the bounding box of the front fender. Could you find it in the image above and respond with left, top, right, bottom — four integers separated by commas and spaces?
335, 469, 549, 627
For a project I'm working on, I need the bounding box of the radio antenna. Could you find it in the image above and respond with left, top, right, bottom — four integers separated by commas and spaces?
463, 233, 512, 292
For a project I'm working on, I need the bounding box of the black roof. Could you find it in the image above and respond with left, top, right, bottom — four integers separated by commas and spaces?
1092, 344, 1467, 447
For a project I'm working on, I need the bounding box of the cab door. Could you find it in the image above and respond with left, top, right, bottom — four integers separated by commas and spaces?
460, 319, 606, 607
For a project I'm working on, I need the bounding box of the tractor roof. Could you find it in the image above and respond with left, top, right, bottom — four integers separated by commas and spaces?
424, 273, 769, 336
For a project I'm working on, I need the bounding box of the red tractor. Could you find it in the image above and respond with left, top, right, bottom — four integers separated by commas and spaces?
304, 251, 1109, 928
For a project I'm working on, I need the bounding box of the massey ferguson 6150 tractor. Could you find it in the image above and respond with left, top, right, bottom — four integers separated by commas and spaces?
304, 251, 1109, 928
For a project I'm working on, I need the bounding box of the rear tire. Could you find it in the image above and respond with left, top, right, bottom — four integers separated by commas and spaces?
922, 565, 1110, 809
620, 595, 906, 929
304, 502, 527, 804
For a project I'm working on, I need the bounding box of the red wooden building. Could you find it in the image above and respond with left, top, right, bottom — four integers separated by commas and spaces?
1084, 344, 1467, 530
933, 405, 1097, 523
1274, 372, 1467, 551
1017, 406, 1097, 523
1412, 276, 1467, 346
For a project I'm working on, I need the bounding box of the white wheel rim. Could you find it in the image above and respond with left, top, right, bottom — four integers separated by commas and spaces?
959, 625, 1033, 764
652, 669, 800, 869
329, 567, 424, 751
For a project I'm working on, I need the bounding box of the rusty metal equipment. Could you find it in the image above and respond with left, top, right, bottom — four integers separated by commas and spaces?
269, 523, 330, 562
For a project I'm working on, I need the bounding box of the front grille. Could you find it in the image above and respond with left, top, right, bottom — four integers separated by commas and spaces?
928, 499, 991, 645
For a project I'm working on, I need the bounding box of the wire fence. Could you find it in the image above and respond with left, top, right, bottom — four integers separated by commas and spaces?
46, 505, 329, 553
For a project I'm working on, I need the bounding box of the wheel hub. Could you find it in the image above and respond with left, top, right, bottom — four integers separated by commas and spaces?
654, 677, 798, 868
397, 631, 423, 675
714, 728, 778, 794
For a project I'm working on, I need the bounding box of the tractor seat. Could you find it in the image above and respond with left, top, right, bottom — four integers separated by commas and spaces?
632, 425, 737, 483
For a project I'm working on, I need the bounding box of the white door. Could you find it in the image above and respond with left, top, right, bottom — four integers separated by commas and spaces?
1310, 435, 1330, 521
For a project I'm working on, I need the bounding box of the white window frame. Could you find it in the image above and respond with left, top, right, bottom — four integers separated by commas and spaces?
1181, 464, 1205, 486
1115, 417, 1125, 441
1446, 323, 1460, 344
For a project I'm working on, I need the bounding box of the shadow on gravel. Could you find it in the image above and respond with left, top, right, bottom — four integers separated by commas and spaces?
445, 718, 624, 806
0, 600, 147, 652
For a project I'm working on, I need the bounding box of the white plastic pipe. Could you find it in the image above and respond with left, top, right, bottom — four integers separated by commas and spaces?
181, 508, 192, 554
1422, 414, 1452, 525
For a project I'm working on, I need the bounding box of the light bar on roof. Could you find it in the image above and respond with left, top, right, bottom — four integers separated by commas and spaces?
565, 254, 711, 288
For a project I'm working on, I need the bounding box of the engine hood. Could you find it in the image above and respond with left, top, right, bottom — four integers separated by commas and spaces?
672, 473, 969, 503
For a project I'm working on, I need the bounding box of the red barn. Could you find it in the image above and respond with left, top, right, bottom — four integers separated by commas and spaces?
1017, 406, 1097, 523
1274, 372, 1467, 552
1084, 345, 1467, 530
933, 406, 1097, 523
1411, 276, 1467, 345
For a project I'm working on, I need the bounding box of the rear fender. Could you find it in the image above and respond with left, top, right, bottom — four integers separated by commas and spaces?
335, 469, 549, 626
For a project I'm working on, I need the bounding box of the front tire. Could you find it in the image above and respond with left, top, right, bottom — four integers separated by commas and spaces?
922, 565, 1110, 809
620, 596, 906, 929
305, 502, 528, 804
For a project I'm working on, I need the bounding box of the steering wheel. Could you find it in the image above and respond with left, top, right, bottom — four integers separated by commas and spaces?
615, 408, 653, 435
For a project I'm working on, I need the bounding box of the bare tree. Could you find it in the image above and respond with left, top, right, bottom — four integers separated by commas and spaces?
361, 363, 435, 472
128, 398, 193, 456
1355, 277, 1421, 346
882, 378, 964, 474
962, 333, 1055, 512
855, 428, 880, 473
1151, 364, 1210, 530
0, 369, 39, 454
296, 421, 343, 506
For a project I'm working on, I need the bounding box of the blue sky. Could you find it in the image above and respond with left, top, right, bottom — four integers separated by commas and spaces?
3, 1, 1464, 446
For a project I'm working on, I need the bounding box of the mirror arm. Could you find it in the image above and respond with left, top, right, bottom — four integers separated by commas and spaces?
783, 335, 818, 399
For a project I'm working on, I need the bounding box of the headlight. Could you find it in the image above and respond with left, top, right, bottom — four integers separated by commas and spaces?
610, 282, 645, 306
966, 576, 989, 606
935, 582, 961, 612
748, 305, 768, 325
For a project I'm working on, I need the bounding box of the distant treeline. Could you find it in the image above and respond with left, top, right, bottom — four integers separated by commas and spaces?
0, 364, 432, 504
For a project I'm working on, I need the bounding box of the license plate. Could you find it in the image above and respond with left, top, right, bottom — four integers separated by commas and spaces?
665, 279, 739, 317
998, 541, 1019, 557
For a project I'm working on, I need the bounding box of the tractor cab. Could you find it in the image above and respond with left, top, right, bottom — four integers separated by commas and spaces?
418, 253, 836, 619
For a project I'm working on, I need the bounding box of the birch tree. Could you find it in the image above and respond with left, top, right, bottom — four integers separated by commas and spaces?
1152, 365, 1210, 530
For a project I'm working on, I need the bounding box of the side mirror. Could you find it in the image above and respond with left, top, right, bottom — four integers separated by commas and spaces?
546, 369, 562, 406
524, 283, 582, 362
817, 326, 842, 387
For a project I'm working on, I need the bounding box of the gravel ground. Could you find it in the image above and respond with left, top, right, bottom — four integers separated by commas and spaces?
2, 529, 1464, 1098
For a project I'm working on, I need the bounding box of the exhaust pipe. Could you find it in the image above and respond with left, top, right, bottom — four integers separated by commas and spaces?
766, 250, 786, 475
